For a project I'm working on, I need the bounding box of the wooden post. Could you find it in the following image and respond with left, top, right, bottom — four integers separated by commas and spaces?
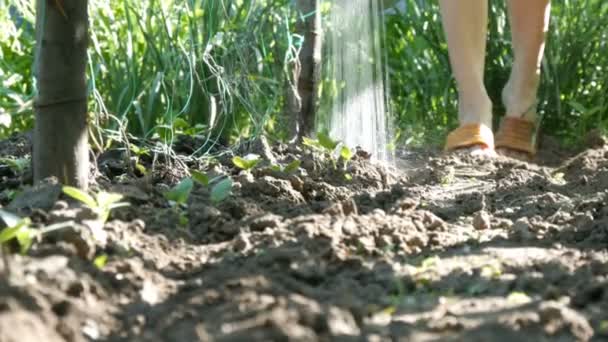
33, 0, 89, 189
292, 0, 322, 139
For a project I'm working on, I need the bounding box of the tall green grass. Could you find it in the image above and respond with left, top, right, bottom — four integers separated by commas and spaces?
87, 0, 297, 153
2, 0, 297, 152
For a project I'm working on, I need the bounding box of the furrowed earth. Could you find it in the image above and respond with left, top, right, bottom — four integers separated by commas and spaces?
0, 132, 607, 341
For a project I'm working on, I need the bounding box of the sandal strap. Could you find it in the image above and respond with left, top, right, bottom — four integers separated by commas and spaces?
445, 123, 495, 151
495, 117, 537, 155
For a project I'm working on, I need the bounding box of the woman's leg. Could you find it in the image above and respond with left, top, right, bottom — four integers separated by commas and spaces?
502, 0, 551, 120
497, 0, 551, 157
440, 0, 494, 154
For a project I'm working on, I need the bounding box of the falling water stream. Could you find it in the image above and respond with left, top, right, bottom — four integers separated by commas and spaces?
324, 0, 394, 163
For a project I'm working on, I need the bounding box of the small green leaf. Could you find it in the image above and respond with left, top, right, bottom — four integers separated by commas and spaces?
0, 157, 30, 173
317, 131, 338, 151
164, 178, 194, 204
2, 190, 17, 201
568, 100, 587, 114
269, 164, 282, 172
155, 125, 172, 141
302, 137, 321, 149
0, 225, 22, 244
135, 163, 147, 175
210, 178, 232, 203
178, 213, 189, 227
191, 171, 210, 186
340, 146, 353, 161
173, 117, 190, 131
344, 173, 353, 181
62, 186, 98, 208
130, 144, 149, 157
96, 192, 124, 208
232, 154, 261, 170
94, 254, 108, 269
0, 215, 34, 254
108, 202, 130, 211
16, 227, 34, 254
283, 160, 301, 174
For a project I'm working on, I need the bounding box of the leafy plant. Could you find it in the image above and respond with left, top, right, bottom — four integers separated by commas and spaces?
232, 154, 261, 171
0, 209, 34, 254
129, 144, 150, 175
62, 187, 129, 222
270, 160, 301, 174
0, 209, 95, 255
302, 131, 339, 153
93, 254, 108, 269
210, 178, 233, 203
164, 178, 194, 205
0, 157, 30, 174
169, 171, 233, 207
304, 131, 354, 178
191, 170, 210, 186
317, 131, 339, 151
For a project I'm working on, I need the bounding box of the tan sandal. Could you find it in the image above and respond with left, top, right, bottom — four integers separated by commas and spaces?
444, 123, 495, 152
495, 117, 538, 157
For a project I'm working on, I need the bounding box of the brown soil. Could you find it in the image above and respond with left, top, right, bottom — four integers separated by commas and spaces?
0, 133, 607, 342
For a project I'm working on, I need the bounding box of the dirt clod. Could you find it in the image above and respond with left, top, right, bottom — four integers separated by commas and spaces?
473, 210, 492, 230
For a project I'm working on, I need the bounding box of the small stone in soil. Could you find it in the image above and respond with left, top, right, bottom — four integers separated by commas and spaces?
511, 218, 534, 241
473, 211, 492, 230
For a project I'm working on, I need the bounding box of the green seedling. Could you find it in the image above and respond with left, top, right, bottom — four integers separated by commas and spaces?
164, 178, 194, 205
93, 254, 108, 269
128, 145, 150, 176
302, 136, 323, 150
284, 160, 302, 173
339, 145, 354, 180
175, 170, 234, 205
0, 157, 30, 174
0, 209, 35, 254
178, 212, 189, 227
63, 187, 129, 222
191, 170, 210, 186
232, 154, 261, 171
210, 177, 233, 203
304, 131, 354, 173
269, 160, 301, 174
0, 209, 92, 255
1, 189, 18, 202
129, 144, 150, 157
303, 131, 340, 153
340, 145, 353, 162
317, 131, 339, 151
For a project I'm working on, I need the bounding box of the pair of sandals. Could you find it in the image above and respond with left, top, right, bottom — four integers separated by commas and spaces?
445, 117, 537, 158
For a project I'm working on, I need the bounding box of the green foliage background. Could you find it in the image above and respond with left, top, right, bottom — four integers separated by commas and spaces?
0, 0, 606, 149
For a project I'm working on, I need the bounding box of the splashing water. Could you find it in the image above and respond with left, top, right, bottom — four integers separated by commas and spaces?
324, 0, 394, 163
